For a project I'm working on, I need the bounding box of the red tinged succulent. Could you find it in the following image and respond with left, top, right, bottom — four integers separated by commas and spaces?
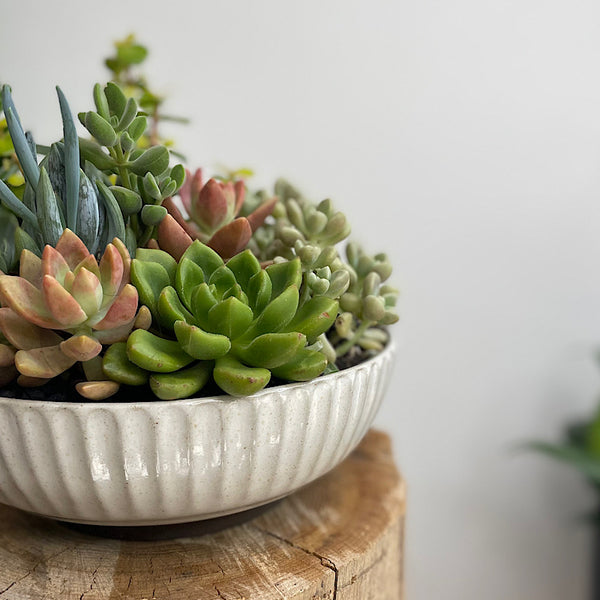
0, 229, 148, 388
158, 168, 277, 260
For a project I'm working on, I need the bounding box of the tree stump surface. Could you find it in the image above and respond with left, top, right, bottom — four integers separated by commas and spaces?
0, 429, 405, 600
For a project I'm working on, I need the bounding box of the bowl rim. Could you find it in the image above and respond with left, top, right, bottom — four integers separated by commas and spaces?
0, 340, 396, 410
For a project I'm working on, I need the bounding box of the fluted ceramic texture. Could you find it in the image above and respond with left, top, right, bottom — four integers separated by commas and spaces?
0, 344, 394, 525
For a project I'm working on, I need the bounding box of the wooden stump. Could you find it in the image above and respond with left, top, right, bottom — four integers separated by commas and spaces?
0, 429, 405, 599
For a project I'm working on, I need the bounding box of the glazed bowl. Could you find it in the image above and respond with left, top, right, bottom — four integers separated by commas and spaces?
0, 343, 395, 526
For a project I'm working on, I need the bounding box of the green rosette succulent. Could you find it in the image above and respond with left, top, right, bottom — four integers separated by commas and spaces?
104, 240, 339, 399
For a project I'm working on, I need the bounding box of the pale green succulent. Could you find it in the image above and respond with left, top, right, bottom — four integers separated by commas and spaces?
248, 179, 352, 307
333, 242, 398, 356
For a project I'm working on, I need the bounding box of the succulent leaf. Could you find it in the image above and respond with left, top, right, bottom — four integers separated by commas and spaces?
76, 380, 120, 400
135, 248, 176, 283
36, 167, 64, 247
248, 284, 299, 337
173, 321, 231, 360
208, 266, 237, 298
207, 218, 252, 259
127, 329, 194, 373
213, 355, 271, 397
102, 342, 148, 386
130, 258, 171, 316
266, 258, 302, 299
19, 250, 43, 287
15, 345, 76, 378
0, 275, 59, 328
60, 334, 102, 362
175, 258, 205, 309
182, 240, 223, 281
150, 362, 212, 400
157, 214, 193, 261
234, 332, 307, 369
92, 284, 138, 330
130, 146, 169, 177
70, 267, 103, 316
43, 274, 88, 326
56, 87, 81, 232
99, 242, 125, 299
283, 296, 339, 342
246, 270, 272, 314
157, 286, 195, 329
0, 343, 15, 368
104, 82, 127, 118
271, 348, 328, 381
206, 297, 253, 339
189, 283, 218, 329
226, 250, 261, 290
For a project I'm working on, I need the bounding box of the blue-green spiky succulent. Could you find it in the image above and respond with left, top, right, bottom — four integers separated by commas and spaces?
101, 240, 340, 399
0, 83, 183, 273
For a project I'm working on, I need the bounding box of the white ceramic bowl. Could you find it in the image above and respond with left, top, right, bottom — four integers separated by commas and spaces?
0, 343, 395, 526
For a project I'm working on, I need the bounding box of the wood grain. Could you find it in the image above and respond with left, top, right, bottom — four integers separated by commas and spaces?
0, 429, 405, 599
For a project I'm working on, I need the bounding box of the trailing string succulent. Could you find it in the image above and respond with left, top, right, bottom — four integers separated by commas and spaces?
96, 241, 339, 399
158, 168, 278, 260
0, 82, 183, 274
0, 40, 398, 402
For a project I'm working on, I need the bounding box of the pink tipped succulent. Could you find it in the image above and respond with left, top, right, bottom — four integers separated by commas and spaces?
0, 229, 147, 388
158, 168, 277, 260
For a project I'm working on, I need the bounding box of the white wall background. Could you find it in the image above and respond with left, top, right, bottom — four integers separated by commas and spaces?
2, 0, 600, 597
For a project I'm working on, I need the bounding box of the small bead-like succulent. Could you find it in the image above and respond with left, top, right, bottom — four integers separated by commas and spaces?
0, 229, 148, 396
157, 169, 277, 261
103, 240, 339, 399
249, 179, 352, 307
333, 242, 399, 356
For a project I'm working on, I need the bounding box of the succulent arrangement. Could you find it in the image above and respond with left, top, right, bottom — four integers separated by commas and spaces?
0, 37, 398, 402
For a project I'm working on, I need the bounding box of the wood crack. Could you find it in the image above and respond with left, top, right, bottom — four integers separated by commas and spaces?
253, 526, 339, 599
0, 544, 76, 596
338, 550, 387, 590
79, 567, 99, 600
214, 584, 227, 599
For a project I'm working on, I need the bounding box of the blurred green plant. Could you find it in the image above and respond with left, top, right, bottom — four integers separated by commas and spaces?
530, 396, 600, 500
105, 34, 188, 153
0, 89, 24, 199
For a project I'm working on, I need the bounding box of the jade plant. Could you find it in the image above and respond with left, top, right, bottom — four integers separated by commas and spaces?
0, 39, 398, 402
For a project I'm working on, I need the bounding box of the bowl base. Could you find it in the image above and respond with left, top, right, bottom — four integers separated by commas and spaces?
56, 499, 282, 541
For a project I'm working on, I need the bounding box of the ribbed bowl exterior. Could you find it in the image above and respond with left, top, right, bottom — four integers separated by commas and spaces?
0, 344, 394, 525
